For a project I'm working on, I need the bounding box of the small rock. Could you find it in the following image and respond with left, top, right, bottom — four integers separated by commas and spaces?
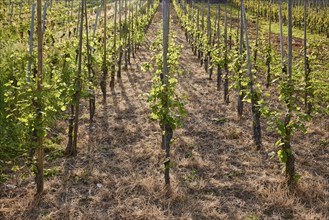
5, 184, 16, 189
268, 151, 276, 158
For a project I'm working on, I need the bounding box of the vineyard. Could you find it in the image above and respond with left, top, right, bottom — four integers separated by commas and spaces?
0, 0, 328, 219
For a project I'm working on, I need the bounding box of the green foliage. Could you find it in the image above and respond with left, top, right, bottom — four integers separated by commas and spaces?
0, 173, 8, 183
265, 43, 272, 67
211, 117, 227, 124
0, 160, 8, 183
232, 0, 329, 36
44, 139, 64, 162
293, 173, 301, 183
229, 33, 248, 93
44, 167, 62, 178
174, 0, 220, 67
183, 169, 198, 182
319, 139, 328, 148
277, 148, 292, 163
141, 62, 153, 72
224, 170, 244, 179
147, 23, 186, 131
246, 213, 260, 220
0, 0, 160, 172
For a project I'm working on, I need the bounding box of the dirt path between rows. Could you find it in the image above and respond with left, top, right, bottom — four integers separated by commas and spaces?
1, 4, 328, 220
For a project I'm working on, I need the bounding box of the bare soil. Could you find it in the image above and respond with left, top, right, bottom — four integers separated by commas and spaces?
1, 6, 328, 220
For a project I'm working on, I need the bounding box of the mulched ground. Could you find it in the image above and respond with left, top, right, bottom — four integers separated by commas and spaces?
1, 5, 328, 220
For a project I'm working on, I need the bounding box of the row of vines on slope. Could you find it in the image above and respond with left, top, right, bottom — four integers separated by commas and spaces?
173, 0, 327, 188
232, 0, 329, 37
147, 0, 186, 187
0, 0, 159, 193
174, 0, 263, 149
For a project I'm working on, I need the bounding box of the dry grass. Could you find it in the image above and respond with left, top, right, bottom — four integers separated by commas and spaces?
1, 6, 328, 220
